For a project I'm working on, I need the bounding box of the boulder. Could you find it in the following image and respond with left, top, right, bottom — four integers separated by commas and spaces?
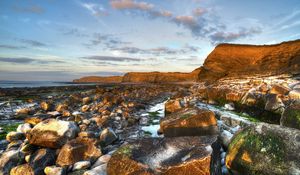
10, 164, 34, 175
99, 128, 118, 146
27, 119, 79, 148
56, 137, 101, 167
28, 148, 56, 174
226, 123, 300, 175
264, 94, 285, 114
269, 84, 291, 95
0, 150, 25, 175
6, 132, 25, 142
160, 107, 218, 137
165, 99, 183, 115
16, 123, 32, 134
288, 90, 300, 100
280, 101, 300, 130
72, 161, 91, 171
83, 164, 107, 175
107, 136, 221, 175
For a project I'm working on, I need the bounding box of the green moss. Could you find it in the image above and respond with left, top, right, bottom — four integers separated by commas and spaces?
229, 127, 287, 174
148, 111, 160, 119
143, 131, 152, 136
216, 98, 227, 106
181, 113, 192, 119
0, 123, 21, 140
283, 109, 300, 129
117, 145, 133, 156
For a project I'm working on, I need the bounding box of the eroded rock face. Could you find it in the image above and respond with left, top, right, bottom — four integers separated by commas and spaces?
281, 101, 300, 130
226, 123, 300, 175
160, 107, 218, 137
27, 119, 80, 148
56, 137, 101, 167
198, 40, 300, 82
107, 136, 221, 175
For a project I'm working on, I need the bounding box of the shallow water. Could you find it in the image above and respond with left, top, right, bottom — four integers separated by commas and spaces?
0, 80, 95, 88
141, 101, 166, 137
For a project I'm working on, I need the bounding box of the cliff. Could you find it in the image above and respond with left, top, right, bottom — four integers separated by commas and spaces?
73, 76, 123, 83
198, 39, 300, 81
122, 68, 200, 83
73, 68, 200, 83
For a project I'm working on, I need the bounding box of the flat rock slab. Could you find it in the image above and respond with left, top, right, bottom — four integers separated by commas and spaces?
107, 136, 221, 175
160, 107, 218, 137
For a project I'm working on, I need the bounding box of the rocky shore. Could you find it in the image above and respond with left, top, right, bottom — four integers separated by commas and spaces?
0, 40, 299, 175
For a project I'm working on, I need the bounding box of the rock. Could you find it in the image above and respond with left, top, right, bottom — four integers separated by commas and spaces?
24, 117, 44, 126
28, 148, 56, 174
107, 136, 221, 175
91, 155, 111, 168
270, 84, 291, 95
72, 161, 91, 171
10, 164, 34, 175
83, 164, 107, 175
44, 166, 66, 175
27, 119, 79, 148
224, 103, 235, 111
280, 101, 300, 130
0, 150, 25, 174
20, 143, 36, 154
6, 132, 25, 142
226, 123, 300, 175
40, 101, 54, 111
198, 40, 300, 82
56, 137, 101, 167
219, 130, 233, 148
82, 97, 91, 105
288, 90, 300, 100
81, 105, 90, 112
264, 94, 285, 114
160, 107, 218, 137
17, 123, 32, 134
47, 111, 60, 117
99, 128, 118, 146
165, 99, 183, 115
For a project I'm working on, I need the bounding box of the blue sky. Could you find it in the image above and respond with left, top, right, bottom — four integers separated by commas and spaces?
0, 0, 299, 81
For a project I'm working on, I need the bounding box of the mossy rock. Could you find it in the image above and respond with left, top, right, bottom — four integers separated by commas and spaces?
226, 123, 300, 175
281, 102, 300, 130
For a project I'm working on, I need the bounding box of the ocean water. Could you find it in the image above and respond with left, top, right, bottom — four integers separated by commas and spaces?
0, 80, 95, 88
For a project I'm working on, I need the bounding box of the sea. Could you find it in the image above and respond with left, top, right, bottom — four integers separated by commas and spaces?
0, 80, 96, 88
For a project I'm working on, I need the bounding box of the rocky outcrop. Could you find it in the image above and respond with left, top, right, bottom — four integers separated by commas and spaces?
226, 123, 300, 175
122, 68, 201, 83
73, 76, 123, 83
73, 68, 201, 83
107, 136, 221, 175
198, 40, 300, 82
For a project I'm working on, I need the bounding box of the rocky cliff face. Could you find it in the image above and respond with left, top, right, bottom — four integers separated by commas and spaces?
74, 68, 201, 83
73, 76, 123, 83
122, 68, 200, 83
198, 40, 300, 82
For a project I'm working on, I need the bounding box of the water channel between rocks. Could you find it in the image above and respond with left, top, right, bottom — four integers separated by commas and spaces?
140, 100, 254, 138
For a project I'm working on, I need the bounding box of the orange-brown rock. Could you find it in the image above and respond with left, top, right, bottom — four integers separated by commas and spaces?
164, 99, 183, 115
107, 136, 221, 175
122, 68, 200, 83
160, 107, 218, 137
73, 76, 123, 83
198, 40, 300, 82
56, 137, 101, 167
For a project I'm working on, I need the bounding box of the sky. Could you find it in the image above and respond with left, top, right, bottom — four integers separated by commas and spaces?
0, 0, 300, 81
